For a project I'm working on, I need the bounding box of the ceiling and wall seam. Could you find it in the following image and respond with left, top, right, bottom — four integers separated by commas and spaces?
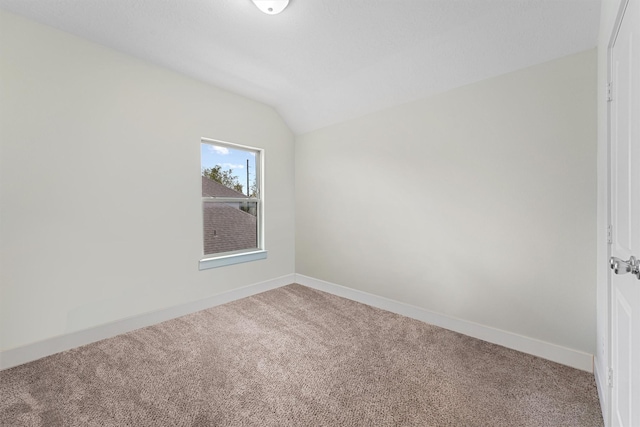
0, 0, 601, 135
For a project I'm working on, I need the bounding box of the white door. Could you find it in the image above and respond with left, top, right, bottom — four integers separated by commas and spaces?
609, 0, 640, 425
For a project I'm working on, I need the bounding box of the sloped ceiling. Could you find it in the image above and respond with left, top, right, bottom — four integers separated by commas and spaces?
0, 0, 601, 134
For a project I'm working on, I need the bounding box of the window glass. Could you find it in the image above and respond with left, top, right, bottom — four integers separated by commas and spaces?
200, 140, 263, 266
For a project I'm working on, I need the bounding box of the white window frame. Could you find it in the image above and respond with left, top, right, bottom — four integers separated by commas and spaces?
199, 138, 266, 270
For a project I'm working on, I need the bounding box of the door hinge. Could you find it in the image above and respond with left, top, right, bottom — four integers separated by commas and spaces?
608, 368, 614, 388
607, 82, 613, 102
608, 224, 613, 244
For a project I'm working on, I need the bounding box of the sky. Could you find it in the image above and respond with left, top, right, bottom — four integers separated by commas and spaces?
201, 142, 257, 196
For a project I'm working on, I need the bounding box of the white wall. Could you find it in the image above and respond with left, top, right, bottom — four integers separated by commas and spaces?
0, 10, 295, 352
296, 50, 597, 356
596, 0, 625, 420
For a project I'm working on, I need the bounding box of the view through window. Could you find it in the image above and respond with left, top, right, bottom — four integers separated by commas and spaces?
201, 139, 262, 259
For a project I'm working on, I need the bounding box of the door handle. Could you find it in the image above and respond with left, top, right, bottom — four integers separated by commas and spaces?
610, 255, 640, 279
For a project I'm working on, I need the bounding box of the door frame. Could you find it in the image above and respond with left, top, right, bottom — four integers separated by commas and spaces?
605, 0, 633, 425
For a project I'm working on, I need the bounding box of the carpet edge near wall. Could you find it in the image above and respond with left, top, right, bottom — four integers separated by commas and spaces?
0, 274, 295, 370
293, 274, 594, 373
1, 273, 593, 373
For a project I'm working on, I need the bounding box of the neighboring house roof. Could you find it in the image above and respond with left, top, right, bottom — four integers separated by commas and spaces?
202, 175, 256, 255
202, 176, 248, 198
203, 203, 257, 255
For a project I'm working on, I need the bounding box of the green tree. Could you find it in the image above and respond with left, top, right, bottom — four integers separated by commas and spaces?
249, 179, 258, 198
202, 165, 244, 193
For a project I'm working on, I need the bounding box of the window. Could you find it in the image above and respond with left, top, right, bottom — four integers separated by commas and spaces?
199, 138, 265, 270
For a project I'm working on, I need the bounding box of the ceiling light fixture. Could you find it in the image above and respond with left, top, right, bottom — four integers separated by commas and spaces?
251, 0, 289, 15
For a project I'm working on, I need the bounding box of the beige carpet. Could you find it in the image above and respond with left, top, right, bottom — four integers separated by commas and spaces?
1, 284, 603, 426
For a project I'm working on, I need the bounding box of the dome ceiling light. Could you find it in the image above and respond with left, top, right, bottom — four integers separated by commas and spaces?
251, 0, 290, 15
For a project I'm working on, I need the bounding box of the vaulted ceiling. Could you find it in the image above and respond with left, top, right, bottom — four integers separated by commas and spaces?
0, 0, 601, 134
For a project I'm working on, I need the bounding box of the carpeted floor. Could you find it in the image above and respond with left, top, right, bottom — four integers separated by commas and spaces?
1, 284, 603, 426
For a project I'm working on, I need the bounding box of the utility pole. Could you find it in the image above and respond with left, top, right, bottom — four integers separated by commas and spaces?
246, 159, 250, 196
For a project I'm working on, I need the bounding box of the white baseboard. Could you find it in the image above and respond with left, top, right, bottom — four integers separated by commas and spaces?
2, 273, 595, 374
295, 274, 594, 372
0, 274, 294, 371
594, 359, 609, 426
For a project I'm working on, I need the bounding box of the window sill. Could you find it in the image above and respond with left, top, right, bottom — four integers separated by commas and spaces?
199, 250, 267, 270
